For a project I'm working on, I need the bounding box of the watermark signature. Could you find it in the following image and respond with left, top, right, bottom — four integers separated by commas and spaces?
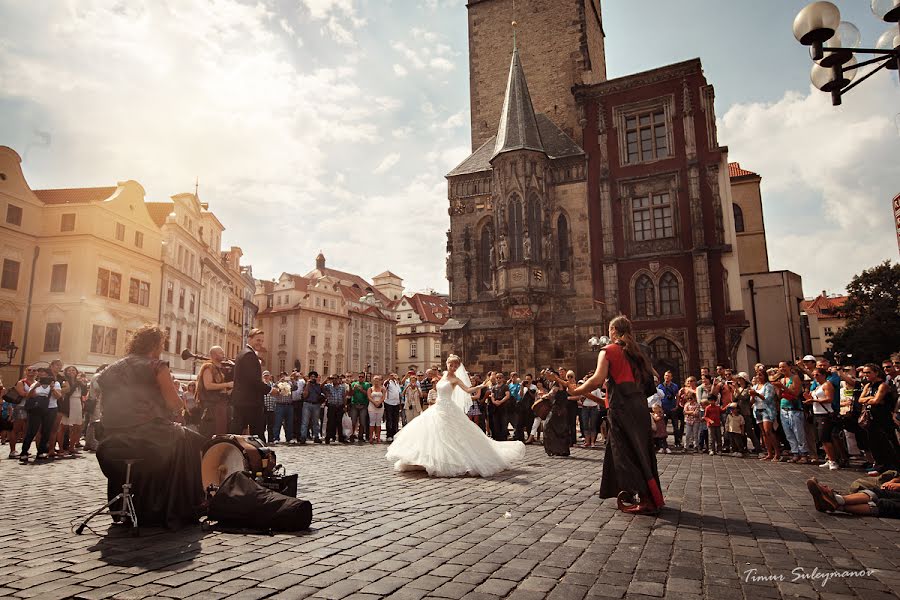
743, 567, 877, 588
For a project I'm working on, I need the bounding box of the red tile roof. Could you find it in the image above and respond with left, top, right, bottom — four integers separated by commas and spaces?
801, 294, 848, 320
145, 202, 175, 227
405, 293, 450, 325
33, 186, 117, 205
305, 267, 391, 305
728, 162, 757, 179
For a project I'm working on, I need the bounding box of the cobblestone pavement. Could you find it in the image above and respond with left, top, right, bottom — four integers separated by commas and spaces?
2, 443, 899, 600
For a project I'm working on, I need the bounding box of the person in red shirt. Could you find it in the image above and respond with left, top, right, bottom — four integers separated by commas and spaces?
703, 400, 723, 455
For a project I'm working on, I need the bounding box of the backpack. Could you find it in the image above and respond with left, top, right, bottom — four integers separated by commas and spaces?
206, 472, 312, 533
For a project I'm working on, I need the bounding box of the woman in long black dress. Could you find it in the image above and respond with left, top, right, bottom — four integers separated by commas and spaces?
96, 324, 205, 529
565, 315, 664, 514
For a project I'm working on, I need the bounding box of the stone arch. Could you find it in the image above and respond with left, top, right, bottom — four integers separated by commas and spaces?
647, 336, 686, 383
476, 216, 494, 292
527, 191, 542, 261
630, 270, 656, 318
507, 193, 524, 263
657, 269, 684, 316
733, 203, 745, 233
556, 211, 571, 273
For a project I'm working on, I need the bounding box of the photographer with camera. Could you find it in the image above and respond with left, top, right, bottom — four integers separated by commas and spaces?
18, 367, 63, 463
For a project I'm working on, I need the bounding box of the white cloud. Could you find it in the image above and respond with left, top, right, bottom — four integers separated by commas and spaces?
390, 28, 458, 76
719, 73, 900, 295
373, 152, 401, 174
393, 63, 408, 77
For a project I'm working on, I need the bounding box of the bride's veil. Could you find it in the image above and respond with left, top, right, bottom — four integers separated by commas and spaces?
451, 363, 475, 414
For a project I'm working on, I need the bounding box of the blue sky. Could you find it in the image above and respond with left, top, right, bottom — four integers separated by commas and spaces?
0, 0, 897, 297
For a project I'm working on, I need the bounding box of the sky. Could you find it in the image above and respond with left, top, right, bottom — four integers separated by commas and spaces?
0, 0, 897, 298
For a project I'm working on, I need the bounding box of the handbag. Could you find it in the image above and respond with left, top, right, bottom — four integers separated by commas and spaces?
858, 407, 871, 429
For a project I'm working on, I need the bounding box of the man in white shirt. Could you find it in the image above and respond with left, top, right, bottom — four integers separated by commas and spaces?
384, 373, 402, 442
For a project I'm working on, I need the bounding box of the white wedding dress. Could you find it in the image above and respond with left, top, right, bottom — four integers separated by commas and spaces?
385, 375, 526, 477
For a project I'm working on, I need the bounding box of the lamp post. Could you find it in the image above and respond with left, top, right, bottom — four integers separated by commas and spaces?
588, 335, 610, 352
0, 342, 18, 367
793, 1, 900, 105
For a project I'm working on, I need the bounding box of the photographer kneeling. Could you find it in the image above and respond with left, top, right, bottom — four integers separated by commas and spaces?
18, 367, 62, 462
96, 324, 206, 530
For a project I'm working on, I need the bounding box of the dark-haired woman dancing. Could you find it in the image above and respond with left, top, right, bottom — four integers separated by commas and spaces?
565, 315, 664, 515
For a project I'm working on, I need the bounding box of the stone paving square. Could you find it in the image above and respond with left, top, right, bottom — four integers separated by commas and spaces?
2, 444, 899, 600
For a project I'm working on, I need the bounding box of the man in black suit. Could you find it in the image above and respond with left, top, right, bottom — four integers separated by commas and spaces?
230, 328, 271, 438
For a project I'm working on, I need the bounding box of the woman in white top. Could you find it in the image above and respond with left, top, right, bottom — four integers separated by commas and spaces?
58, 366, 86, 456
750, 372, 779, 461
805, 367, 839, 470
367, 375, 386, 444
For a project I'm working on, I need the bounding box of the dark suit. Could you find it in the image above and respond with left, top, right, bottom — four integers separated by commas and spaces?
229, 345, 269, 438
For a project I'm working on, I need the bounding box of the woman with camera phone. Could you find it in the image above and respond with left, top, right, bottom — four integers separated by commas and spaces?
563, 316, 664, 515
18, 367, 63, 462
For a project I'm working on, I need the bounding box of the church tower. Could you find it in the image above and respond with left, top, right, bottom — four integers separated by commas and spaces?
467, 0, 606, 150
444, 34, 600, 374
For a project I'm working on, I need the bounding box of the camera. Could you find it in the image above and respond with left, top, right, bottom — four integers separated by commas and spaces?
38, 376, 53, 386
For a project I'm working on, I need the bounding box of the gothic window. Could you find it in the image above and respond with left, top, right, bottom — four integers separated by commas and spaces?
527, 194, 542, 261
479, 224, 493, 291
659, 272, 681, 315
649, 337, 684, 383
557, 214, 570, 272
624, 110, 668, 164
635, 275, 655, 317
508, 195, 524, 263
733, 204, 745, 233
632, 193, 674, 241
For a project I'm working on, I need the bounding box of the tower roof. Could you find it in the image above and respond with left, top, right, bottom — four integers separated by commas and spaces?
492, 47, 544, 160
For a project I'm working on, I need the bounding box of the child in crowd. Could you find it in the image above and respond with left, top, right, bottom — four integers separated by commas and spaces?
725, 403, 745, 457
682, 391, 700, 452
651, 404, 669, 453
704, 399, 723, 455
698, 400, 709, 452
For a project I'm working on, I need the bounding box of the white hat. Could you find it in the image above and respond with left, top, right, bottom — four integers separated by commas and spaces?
802, 355, 816, 362
736, 371, 750, 382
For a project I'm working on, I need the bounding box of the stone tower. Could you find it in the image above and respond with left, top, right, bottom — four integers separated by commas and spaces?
467, 0, 606, 150
444, 43, 600, 374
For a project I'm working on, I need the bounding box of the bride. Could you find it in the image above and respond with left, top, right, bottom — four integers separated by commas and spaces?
386, 355, 526, 477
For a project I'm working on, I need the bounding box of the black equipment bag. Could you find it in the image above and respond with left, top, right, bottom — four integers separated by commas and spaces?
207, 472, 312, 532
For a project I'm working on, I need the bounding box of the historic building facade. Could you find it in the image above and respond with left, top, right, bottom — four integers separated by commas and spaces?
0, 146, 163, 379
575, 59, 750, 377
445, 1, 757, 378
395, 293, 450, 375
254, 254, 397, 376
444, 43, 603, 375
0, 145, 257, 380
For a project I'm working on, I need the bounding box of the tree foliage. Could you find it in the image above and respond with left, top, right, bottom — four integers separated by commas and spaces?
829, 260, 900, 365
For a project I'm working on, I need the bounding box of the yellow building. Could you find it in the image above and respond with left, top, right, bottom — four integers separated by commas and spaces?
1, 146, 162, 377
146, 194, 205, 376
254, 271, 350, 375
729, 163, 770, 274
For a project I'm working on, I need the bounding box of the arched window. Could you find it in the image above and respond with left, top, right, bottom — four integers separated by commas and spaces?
479, 224, 493, 291
733, 204, 745, 233
659, 272, 681, 315
508, 195, 524, 262
528, 194, 542, 261
635, 275, 655, 317
557, 214, 570, 272
650, 337, 685, 383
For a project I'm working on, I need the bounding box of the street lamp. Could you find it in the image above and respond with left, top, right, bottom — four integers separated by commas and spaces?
793, 1, 900, 105
588, 335, 610, 352
0, 342, 18, 367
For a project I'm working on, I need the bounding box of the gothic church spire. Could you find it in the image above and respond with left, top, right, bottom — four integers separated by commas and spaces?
491, 47, 544, 160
